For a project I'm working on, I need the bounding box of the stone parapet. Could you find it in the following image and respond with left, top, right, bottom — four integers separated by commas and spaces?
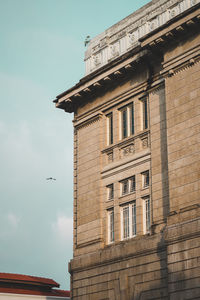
85, 0, 200, 75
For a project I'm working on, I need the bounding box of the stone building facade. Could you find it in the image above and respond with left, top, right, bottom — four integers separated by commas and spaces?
54, 0, 200, 299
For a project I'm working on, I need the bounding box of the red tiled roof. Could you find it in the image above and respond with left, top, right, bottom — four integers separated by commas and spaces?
0, 273, 70, 298
0, 287, 70, 297
0, 272, 59, 287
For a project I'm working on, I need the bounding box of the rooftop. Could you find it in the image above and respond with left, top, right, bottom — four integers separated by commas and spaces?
85, 0, 200, 75
0, 273, 70, 298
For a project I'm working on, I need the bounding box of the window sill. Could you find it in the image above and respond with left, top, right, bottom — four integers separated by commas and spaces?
119, 191, 136, 199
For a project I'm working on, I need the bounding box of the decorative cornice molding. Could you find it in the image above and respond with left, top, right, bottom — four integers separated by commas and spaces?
161, 43, 200, 77
85, 0, 200, 75
74, 113, 102, 130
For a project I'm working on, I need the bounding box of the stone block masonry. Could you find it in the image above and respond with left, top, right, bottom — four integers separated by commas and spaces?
55, 0, 200, 298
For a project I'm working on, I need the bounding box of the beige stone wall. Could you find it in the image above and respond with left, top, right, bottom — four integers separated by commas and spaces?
166, 61, 200, 213
149, 85, 170, 230
71, 234, 168, 300
74, 118, 102, 254
68, 6, 200, 299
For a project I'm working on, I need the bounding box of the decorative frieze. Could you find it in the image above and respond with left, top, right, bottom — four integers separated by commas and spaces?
141, 137, 149, 149
120, 144, 135, 158
107, 152, 113, 163
85, 0, 200, 75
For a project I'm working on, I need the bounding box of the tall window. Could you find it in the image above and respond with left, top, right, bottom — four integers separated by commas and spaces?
142, 97, 148, 130
142, 171, 149, 188
107, 184, 114, 200
121, 202, 136, 240
144, 197, 151, 234
108, 209, 114, 243
120, 176, 136, 196
107, 113, 113, 145
119, 103, 134, 139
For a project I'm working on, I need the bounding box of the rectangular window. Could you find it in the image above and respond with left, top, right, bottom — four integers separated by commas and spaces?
121, 202, 136, 240
108, 209, 114, 243
144, 198, 151, 234
142, 171, 149, 188
120, 103, 134, 139
120, 176, 136, 196
107, 113, 113, 145
107, 184, 114, 200
142, 97, 148, 130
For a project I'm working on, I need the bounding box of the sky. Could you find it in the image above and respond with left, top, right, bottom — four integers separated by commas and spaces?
0, 0, 150, 290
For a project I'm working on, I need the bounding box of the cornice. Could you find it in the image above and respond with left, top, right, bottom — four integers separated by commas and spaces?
85, 0, 200, 75
54, 2, 200, 113
161, 44, 200, 77
73, 112, 102, 130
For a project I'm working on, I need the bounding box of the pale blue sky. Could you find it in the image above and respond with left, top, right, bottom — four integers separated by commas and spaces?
0, 0, 149, 289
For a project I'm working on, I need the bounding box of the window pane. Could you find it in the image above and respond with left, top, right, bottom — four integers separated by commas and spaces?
130, 176, 136, 192
143, 171, 149, 187
132, 203, 136, 236
122, 109, 127, 138
130, 104, 134, 135
143, 98, 148, 129
145, 199, 150, 232
107, 113, 113, 145
107, 184, 114, 200
109, 210, 114, 242
123, 207, 129, 238
122, 179, 128, 195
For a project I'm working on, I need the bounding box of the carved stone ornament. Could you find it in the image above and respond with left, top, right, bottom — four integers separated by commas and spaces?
93, 54, 101, 67
110, 42, 119, 58
121, 144, 135, 158
107, 152, 113, 163
128, 32, 135, 45
149, 18, 157, 31
85, 0, 199, 75
191, 0, 197, 5
170, 7, 177, 18
142, 138, 148, 149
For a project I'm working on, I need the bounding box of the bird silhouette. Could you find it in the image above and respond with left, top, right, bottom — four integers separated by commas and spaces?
84, 35, 91, 47
46, 177, 56, 181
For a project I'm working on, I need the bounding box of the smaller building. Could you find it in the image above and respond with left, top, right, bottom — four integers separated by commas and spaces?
0, 273, 70, 299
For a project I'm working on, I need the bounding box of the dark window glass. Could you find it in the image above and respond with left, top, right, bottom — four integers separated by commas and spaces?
107, 113, 113, 145
143, 98, 148, 129
130, 176, 136, 192
130, 103, 134, 135
122, 109, 127, 138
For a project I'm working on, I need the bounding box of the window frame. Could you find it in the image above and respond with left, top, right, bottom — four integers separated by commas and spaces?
107, 208, 114, 244
120, 176, 136, 196
143, 197, 151, 234
107, 184, 114, 201
141, 97, 148, 130
106, 113, 113, 145
142, 170, 150, 189
119, 102, 134, 140
121, 202, 137, 240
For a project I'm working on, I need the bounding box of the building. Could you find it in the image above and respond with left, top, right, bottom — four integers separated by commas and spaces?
0, 273, 70, 299
54, 0, 200, 299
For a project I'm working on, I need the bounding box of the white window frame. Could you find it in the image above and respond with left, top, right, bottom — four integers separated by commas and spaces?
107, 184, 114, 201
143, 197, 151, 234
108, 209, 114, 244
119, 103, 134, 140
121, 202, 136, 240
142, 170, 149, 188
106, 113, 113, 145
120, 176, 136, 196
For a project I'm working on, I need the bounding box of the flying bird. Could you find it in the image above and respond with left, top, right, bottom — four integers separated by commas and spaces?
46, 177, 56, 181
84, 35, 91, 47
